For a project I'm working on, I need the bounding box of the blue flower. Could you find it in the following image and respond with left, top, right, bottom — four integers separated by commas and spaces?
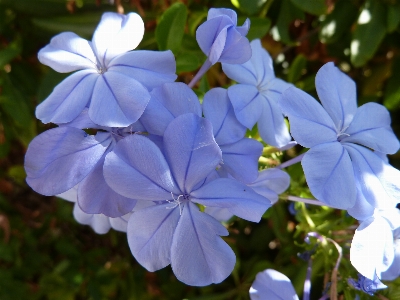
202, 87, 262, 183
37, 12, 177, 127
279, 62, 400, 214
196, 8, 251, 65
222, 39, 292, 148
103, 113, 271, 286
57, 186, 133, 234
249, 269, 299, 300
350, 208, 400, 282
348, 273, 387, 296
24, 111, 141, 217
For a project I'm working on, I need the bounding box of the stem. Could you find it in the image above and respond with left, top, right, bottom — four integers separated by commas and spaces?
188, 59, 212, 88
303, 258, 312, 300
276, 153, 305, 169
286, 196, 333, 208
327, 238, 342, 300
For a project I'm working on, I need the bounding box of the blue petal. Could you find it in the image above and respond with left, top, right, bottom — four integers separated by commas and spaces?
247, 39, 275, 85
92, 12, 144, 67
127, 203, 181, 271
250, 269, 299, 300
108, 50, 177, 90
301, 141, 356, 208
350, 216, 394, 280
222, 60, 258, 86
258, 96, 291, 148
249, 169, 290, 203
279, 86, 338, 148
343, 143, 400, 209
103, 134, 178, 200
171, 202, 235, 286
89, 71, 150, 127
78, 156, 137, 217
163, 113, 222, 193
219, 138, 262, 184
38, 32, 97, 73
315, 62, 357, 131
227, 84, 263, 129
342, 102, 399, 154
25, 127, 111, 195
57, 108, 106, 130
140, 82, 201, 136
207, 8, 237, 23
203, 87, 246, 144
196, 16, 232, 63
381, 241, 400, 280
36, 70, 98, 124
204, 207, 233, 222
191, 178, 271, 222
73, 203, 112, 234
347, 182, 375, 221
219, 27, 252, 64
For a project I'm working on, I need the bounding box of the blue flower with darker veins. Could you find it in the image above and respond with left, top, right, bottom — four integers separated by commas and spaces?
222, 39, 292, 148
103, 113, 272, 286
279, 62, 400, 217
36, 12, 176, 127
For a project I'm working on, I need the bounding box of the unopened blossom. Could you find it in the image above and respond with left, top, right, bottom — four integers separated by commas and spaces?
279, 62, 400, 215
37, 12, 176, 127
196, 8, 251, 65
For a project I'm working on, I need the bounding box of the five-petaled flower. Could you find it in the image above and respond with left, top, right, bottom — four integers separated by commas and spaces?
279, 62, 400, 217
37, 12, 177, 127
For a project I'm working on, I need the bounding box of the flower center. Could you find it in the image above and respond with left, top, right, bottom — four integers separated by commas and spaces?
166, 192, 190, 215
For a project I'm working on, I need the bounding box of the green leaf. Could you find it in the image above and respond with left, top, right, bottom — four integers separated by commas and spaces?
37, 69, 68, 103
32, 12, 102, 39
0, 40, 21, 69
231, 0, 268, 15
384, 58, 400, 111
7, 165, 26, 186
319, 0, 358, 44
387, 3, 400, 33
288, 54, 306, 83
350, 0, 387, 67
0, 0, 68, 16
238, 17, 271, 41
275, 0, 304, 44
290, 0, 327, 15
188, 10, 208, 36
155, 3, 187, 54
176, 52, 202, 73
0, 72, 36, 145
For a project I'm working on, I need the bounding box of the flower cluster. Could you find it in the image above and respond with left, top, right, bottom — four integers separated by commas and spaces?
24, 5, 400, 295
25, 9, 289, 286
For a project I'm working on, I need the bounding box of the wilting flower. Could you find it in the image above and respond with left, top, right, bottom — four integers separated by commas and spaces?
103, 113, 271, 286
222, 39, 292, 148
196, 8, 251, 65
279, 62, 400, 215
37, 12, 176, 127
348, 273, 387, 296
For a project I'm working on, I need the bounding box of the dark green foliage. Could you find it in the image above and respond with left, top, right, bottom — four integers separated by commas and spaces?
0, 0, 400, 299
